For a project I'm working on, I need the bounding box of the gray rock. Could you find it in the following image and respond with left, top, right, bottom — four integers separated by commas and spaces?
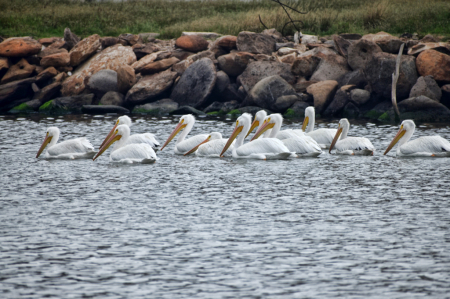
247, 75, 297, 111
338, 70, 367, 88
323, 89, 350, 117
385, 95, 450, 122
87, 69, 118, 99
347, 39, 383, 71
310, 54, 351, 81
221, 100, 239, 113
441, 84, 450, 108
39, 94, 94, 114
238, 60, 295, 93
272, 95, 300, 113
217, 52, 254, 77
409, 75, 442, 101
291, 55, 320, 78
126, 69, 178, 105
342, 102, 360, 119
133, 98, 179, 115
204, 101, 224, 113
213, 71, 230, 94
82, 105, 129, 114
0, 77, 36, 112
236, 31, 276, 55
364, 101, 392, 120
333, 35, 351, 57
100, 91, 124, 106
221, 83, 244, 103
364, 52, 418, 101
170, 58, 216, 109
350, 89, 371, 106
170, 106, 206, 116
285, 101, 309, 118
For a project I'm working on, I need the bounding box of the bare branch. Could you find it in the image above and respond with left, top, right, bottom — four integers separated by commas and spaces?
391, 43, 405, 118
259, 14, 268, 30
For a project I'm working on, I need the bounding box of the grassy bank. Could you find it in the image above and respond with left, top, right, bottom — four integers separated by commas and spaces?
0, 0, 449, 40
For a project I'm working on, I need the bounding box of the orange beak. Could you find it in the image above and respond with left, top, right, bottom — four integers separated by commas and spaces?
100, 121, 119, 148
93, 129, 122, 161
301, 116, 309, 132
160, 121, 187, 151
184, 136, 211, 156
245, 119, 259, 138
221, 124, 243, 157
251, 120, 274, 141
329, 126, 343, 153
384, 125, 406, 155
36, 133, 52, 158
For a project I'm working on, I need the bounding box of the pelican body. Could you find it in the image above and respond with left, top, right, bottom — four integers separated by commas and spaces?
184, 132, 234, 157
36, 127, 96, 159
101, 115, 160, 150
252, 114, 322, 157
301, 106, 337, 148
93, 125, 157, 163
160, 114, 208, 155
221, 113, 293, 160
329, 118, 375, 155
384, 120, 450, 157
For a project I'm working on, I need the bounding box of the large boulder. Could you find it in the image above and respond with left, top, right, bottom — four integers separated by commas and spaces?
133, 98, 179, 115
391, 95, 450, 122
39, 94, 94, 114
236, 31, 276, 55
0, 57, 10, 78
306, 80, 339, 113
416, 50, 450, 83
364, 52, 418, 101
131, 51, 160, 73
212, 71, 230, 94
132, 43, 159, 59
87, 69, 118, 98
0, 37, 41, 57
238, 60, 295, 93
247, 75, 297, 111
99, 91, 124, 106
350, 88, 371, 106
362, 32, 403, 54
117, 64, 136, 94
409, 75, 442, 101
217, 52, 254, 77
69, 34, 101, 67
170, 58, 216, 108
323, 86, 353, 117
61, 44, 136, 96
347, 39, 383, 70
310, 53, 351, 81
333, 35, 352, 57
291, 55, 320, 77
64, 28, 80, 50
175, 35, 208, 52
40, 50, 70, 68
338, 69, 367, 89
216, 35, 237, 50
32, 82, 62, 108
1, 58, 35, 84
125, 69, 177, 106
0, 77, 35, 112
140, 57, 180, 75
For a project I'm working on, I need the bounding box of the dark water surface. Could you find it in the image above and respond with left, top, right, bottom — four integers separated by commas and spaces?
1, 114, 449, 298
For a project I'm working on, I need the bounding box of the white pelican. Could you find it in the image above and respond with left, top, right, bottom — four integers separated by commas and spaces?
220, 113, 293, 160
93, 124, 157, 163
36, 127, 96, 159
184, 132, 234, 157
252, 114, 322, 157
301, 106, 337, 148
384, 120, 450, 157
247, 110, 308, 140
101, 115, 160, 150
160, 114, 208, 155
329, 118, 375, 155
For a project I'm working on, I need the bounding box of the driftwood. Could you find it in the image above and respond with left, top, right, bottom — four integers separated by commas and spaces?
391, 43, 405, 118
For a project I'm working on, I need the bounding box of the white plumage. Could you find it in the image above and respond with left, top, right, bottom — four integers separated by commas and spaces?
252, 114, 322, 157
184, 132, 234, 157
160, 114, 208, 155
36, 127, 96, 159
384, 119, 450, 157
221, 113, 293, 160
93, 124, 157, 163
248, 110, 303, 140
101, 115, 160, 150
301, 106, 337, 148
329, 118, 375, 155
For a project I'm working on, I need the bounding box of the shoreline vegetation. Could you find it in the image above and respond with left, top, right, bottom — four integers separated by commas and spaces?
0, 0, 449, 40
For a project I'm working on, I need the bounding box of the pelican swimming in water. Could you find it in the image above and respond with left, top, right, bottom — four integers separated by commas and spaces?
252, 114, 322, 157
301, 106, 337, 148
329, 118, 375, 155
184, 132, 234, 157
221, 113, 292, 160
384, 119, 450, 157
160, 114, 208, 155
246, 110, 303, 140
93, 124, 157, 163
100, 115, 160, 150
36, 127, 96, 159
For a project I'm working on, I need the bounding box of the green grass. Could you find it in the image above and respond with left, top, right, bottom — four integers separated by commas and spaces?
0, 0, 449, 40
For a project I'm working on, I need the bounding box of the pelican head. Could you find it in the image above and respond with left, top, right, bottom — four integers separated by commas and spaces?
160, 114, 195, 151
246, 110, 267, 138
221, 113, 252, 157
100, 115, 132, 148
251, 113, 283, 140
384, 119, 415, 155
36, 127, 60, 158
302, 106, 315, 132
184, 132, 222, 156
93, 124, 130, 161
329, 118, 350, 153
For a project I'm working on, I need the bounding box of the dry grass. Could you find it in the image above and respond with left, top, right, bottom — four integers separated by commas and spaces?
0, 0, 449, 39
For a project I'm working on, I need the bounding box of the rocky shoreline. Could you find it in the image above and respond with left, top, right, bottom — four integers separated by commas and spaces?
1, 29, 450, 122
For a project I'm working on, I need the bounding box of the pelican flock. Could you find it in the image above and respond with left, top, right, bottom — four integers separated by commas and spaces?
35, 107, 450, 162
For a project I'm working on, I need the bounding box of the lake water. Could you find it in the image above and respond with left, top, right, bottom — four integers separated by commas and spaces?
1, 114, 449, 298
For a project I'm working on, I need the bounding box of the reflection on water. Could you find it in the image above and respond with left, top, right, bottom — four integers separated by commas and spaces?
1, 114, 450, 298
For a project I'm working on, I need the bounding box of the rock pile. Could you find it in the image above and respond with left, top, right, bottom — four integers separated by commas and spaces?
1, 28, 450, 122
